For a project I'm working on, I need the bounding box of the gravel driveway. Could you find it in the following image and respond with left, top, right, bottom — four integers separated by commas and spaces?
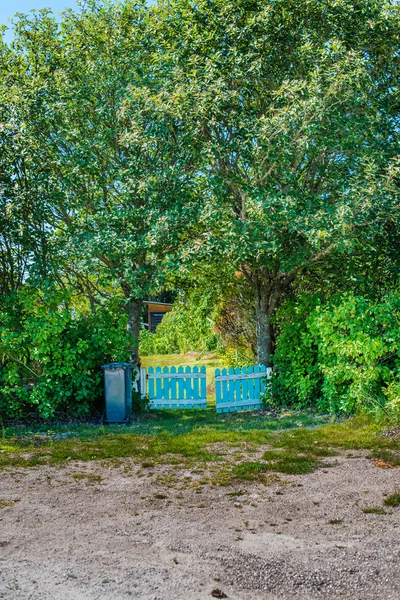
0, 455, 399, 599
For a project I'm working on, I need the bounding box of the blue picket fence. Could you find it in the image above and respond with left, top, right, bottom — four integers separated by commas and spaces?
146, 365, 207, 409
215, 365, 271, 413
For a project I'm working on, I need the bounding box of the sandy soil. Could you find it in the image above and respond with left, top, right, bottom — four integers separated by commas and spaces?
0, 454, 399, 600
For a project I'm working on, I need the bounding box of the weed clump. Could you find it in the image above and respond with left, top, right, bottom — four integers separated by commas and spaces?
328, 519, 343, 525
0, 499, 18, 508
383, 491, 400, 507
231, 461, 269, 480
369, 450, 400, 467
262, 450, 320, 474
362, 507, 387, 515
72, 473, 103, 484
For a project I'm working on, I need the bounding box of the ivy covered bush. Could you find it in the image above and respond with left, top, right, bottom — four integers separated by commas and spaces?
0, 289, 131, 420
268, 292, 400, 416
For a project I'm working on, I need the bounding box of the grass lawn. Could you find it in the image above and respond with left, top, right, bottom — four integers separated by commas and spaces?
1, 411, 399, 480
1, 353, 399, 479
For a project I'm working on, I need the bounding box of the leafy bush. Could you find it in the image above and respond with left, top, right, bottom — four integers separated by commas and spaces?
138, 326, 158, 356
382, 379, 400, 421
263, 294, 323, 410
267, 292, 400, 416
0, 288, 131, 420
139, 291, 220, 356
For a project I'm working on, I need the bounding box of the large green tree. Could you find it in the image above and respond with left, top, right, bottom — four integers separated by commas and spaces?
157, 0, 400, 365
6, 1, 199, 364
0, 36, 43, 297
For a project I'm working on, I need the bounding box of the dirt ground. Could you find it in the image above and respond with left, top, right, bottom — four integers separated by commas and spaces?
0, 454, 399, 600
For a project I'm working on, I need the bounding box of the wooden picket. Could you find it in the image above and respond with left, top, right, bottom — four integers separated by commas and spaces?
145, 365, 207, 409
215, 365, 271, 413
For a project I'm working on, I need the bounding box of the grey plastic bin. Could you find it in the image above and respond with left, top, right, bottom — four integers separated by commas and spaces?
101, 362, 134, 423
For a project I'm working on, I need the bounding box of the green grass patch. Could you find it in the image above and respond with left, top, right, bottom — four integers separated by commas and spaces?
153, 493, 168, 500
71, 473, 103, 484
0, 414, 398, 472
230, 465, 281, 485
273, 416, 400, 453
362, 507, 387, 515
231, 461, 270, 480
230, 452, 320, 480
383, 491, 400, 507
328, 519, 343, 525
262, 450, 321, 475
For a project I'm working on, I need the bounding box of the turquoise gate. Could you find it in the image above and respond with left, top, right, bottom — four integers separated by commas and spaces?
145, 365, 207, 409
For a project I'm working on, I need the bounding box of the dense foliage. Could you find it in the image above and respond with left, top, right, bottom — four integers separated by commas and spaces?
140, 291, 220, 355
266, 293, 400, 416
158, 0, 400, 366
1, 0, 399, 419
0, 289, 131, 420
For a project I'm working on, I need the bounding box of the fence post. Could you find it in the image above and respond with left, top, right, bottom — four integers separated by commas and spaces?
140, 367, 147, 399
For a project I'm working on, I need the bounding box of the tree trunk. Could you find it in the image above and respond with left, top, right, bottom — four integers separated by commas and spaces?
124, 297, 143, 366
254, 290, 274, 367
251, 271, 282, 367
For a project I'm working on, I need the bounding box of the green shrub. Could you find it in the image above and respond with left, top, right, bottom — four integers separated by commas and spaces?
263, 294, 323, 410
138, 327, 157, 356
0, 288, 131, 420
139, 290, 220, 356
383, 380, 400, 421
383, 491, 400, 507
267, 292, 400, 415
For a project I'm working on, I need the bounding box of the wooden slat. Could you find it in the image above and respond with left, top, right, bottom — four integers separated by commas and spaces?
155, 366, 163, 406
241, 366, 248, 403
215, 367, 221, 410
254, 365, 261, 399
140, 367, 147, 399
163, 366, 169, 400
217, 400, 263, 411
178, 366, 184, 405
193, 365, 199, 402
221, 368, 228, 407
148, 366, 155, 400
185, 365, 192, 408
148, 372, 206, 379
215, 371, 267, 382
234, 367, 241, 404
149, 398, 206, 407
228, 367, 235, 406
170, 366, 177, 408
200, 365, 207, 405
247, 365, 254, 402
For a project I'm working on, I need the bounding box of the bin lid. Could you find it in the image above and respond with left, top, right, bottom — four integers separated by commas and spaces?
101, 362, 133, 370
